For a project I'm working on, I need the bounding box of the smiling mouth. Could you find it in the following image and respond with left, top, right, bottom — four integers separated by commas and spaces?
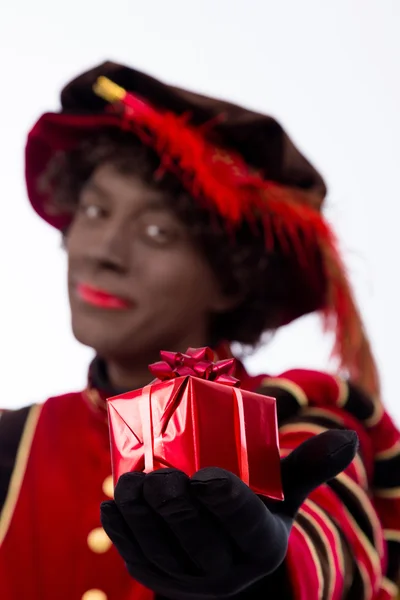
76, 283, 132, 310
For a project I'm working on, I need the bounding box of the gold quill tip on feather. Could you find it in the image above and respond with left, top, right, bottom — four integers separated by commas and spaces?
93, 76, 126, 103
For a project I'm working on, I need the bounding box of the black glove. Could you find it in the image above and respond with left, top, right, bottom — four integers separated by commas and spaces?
101, 430, 358, 600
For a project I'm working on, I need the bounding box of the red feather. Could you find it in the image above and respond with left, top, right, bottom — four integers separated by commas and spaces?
101, 84, 380, 400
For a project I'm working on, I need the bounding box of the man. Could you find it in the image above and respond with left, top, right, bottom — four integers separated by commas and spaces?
0, 61, 399, 599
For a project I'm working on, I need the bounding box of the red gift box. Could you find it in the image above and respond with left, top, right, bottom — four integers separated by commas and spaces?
107, 348, 283, 501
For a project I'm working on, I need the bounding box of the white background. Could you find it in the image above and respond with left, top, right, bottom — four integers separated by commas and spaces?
1, 1, 399, 424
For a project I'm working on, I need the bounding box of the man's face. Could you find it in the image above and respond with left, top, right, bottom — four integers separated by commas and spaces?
66, 162, 231, 361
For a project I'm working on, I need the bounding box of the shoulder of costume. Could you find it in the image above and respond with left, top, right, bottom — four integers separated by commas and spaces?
0, 404, 39, 517
0, 390, 88, 515
256, 367, 400, 474
252, 367, 400, 568
255, 368, 381, 425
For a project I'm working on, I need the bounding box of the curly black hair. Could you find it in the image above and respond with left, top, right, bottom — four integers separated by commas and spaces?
41, 128, 322, 348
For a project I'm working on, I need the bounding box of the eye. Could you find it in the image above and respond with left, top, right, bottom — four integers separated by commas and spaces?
146, 224, 169, 240
143, 222, 177, 245
78, 202, 106, 220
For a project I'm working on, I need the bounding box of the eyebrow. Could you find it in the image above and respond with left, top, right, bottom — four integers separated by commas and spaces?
81, 180, 110, 199
82, 180, 174, 214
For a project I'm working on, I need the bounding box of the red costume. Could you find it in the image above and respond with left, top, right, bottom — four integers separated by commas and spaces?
1, 357, 399, 599
0, 61, 399, 599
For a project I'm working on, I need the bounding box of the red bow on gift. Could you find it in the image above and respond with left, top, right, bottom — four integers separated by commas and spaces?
149, 347, 239, 387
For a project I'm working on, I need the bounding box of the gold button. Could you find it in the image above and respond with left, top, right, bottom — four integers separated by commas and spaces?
102, 475, 114, 498
81, 590, 107, 600
87, 527, 112, 554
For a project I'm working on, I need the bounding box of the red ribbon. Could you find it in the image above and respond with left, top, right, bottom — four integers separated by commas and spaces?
140, 375, 249, 485
149, 347, 240, 387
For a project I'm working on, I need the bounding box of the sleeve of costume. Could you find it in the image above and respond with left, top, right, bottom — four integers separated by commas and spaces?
0, 407, 31, 513
258, 371, 400, 600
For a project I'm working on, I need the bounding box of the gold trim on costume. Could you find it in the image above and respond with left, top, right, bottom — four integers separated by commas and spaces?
358, 561, 373, 600
259, 377, 308, 406
306, 499, 346, 575
281, 415, 368, 488
292, 521, 324, 599
336, 472, 384, 556
300, 406, 346, 426
364, 401, 384, 428
384, 529, 400, 543
341, 502, 382, 581
278, 422, 328, 437
85, 387, 105, 410
302, 472, 381, 593
333, 376, 349, 407
381, 577, 399, 598
375, 440, 400, 461
374, 487, 400, 499
0, 404, 42, 546
299, 506, 335, 599
350, 455, 369, 491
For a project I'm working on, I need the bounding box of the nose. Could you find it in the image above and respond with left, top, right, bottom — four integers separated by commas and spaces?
87, 219, 130, 273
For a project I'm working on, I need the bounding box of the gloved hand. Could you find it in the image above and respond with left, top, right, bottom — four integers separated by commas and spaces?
101, 429, 358, 599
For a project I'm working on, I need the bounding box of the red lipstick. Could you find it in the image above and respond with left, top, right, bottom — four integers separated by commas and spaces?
76, 283, 132, 310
